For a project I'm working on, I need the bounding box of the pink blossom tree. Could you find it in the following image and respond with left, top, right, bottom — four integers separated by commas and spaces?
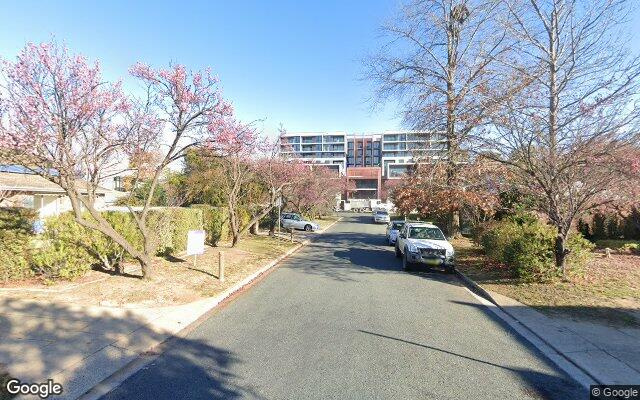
282, 166, 346, 218
207, 120, 304, 246
0, 40, 232, 279
125, 62, 232, 273
0, 41, 152, 273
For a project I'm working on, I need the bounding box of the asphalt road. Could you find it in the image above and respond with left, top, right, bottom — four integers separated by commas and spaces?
102, 214, 586, 400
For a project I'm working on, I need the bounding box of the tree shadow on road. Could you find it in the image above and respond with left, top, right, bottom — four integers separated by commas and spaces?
0, 298, 259, 400
357, 329, 586, 400
100, 337, 267, 400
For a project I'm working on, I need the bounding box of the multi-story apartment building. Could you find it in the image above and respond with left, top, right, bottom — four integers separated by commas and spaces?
279, 130, 447, 200
381, 131, 448, 178
279, 132, 347, 175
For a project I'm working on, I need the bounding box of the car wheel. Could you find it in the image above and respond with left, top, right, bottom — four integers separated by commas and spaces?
395, 243, 402, 258
445, 265, 455, 274
403, 253, 413, 271
304, 224, 312, 231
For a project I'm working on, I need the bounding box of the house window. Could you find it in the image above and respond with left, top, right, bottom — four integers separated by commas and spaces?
114, 176, 124, 191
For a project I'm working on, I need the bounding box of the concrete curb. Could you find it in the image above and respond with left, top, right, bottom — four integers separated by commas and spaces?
454, 269, 600, 389
75, 219, 339, 400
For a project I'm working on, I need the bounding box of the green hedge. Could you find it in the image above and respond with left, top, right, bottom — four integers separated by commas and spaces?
0, 208, 37, 282
0, 207, 203, 282
151, 207, 203, 254
475, 217, 595, 281
190, 204, 253, 245
191, 205, 229, 246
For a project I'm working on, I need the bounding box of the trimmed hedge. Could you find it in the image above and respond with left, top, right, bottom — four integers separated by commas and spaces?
151, 207, 203, 254
0, 208, 37, 282
475, 217, 595, 281
191, 205, 229, 246
190, 204, 252, 245
0, 207, 203, 282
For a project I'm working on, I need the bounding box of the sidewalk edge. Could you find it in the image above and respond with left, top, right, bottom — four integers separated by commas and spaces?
455, 269, 600, 389
75, 220, 341, 400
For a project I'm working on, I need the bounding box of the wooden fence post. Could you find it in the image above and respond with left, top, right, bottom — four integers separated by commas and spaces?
218, 251, 225, 282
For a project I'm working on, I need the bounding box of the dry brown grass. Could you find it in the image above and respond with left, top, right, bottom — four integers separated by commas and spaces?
453, 237, 640, 326
0, 235, 298, 308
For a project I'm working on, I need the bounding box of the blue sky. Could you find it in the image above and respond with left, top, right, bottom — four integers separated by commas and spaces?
0, 0, 401, 136
1, 1, 639, 137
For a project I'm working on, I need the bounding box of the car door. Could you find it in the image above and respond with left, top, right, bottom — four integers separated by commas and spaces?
397, 225, 406, 251
289, 215, 301, 229
281, 214, 293, 229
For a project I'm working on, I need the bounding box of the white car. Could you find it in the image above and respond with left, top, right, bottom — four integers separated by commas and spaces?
281, 212, 320, 232
395, 222, 455, 273
373, 210, 390, 224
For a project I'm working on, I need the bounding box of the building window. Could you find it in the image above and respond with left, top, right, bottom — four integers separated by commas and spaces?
114, 176, 124, 191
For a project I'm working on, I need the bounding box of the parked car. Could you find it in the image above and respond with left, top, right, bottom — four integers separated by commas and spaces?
372, 209, 390, 224
395, 222, 455, 273
281, 212, 320, 232
385, 220, 406, 245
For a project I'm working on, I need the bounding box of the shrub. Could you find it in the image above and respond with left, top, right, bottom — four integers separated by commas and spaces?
0, 207, 36, 233
0, 230, 33, 282
42, 207, 203, 276
191, 205, 229, 246
502, 221, 556, 281
31, 237, 93, 280
565, 233, 596, 273
474, 220, 520, 262
0, 208, 36, 282
164, 207, 203, 253
620, 242, 640, 254
43, 212, 144, 272
475, 216, 594, 282
143, 207, 203, 255
237, 206, 251, 232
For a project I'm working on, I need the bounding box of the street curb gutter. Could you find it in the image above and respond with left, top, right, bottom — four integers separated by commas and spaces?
77, 220, 340, 400
454, 269, 599, 389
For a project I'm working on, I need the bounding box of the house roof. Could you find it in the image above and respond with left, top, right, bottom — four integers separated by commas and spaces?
0, 172, 109, 195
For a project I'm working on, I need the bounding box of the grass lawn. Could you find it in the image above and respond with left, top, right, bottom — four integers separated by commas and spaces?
594, 239, 640, 250
315, 214, 341, 230
0, 235, 299, 308
453, 237, 640, 326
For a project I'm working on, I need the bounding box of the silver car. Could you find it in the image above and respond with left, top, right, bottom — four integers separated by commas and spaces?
373, 210, 390, 224
281, 212, 320, 232
395, 222, 455, 273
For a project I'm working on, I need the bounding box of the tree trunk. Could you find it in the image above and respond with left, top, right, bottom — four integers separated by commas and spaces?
554, 234, 568, 278
250, 221, 259, 235
69, 192, 153, 279
449, 210, 461, 238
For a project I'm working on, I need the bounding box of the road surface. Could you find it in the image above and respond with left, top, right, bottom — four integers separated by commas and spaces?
102, 214, 585, 400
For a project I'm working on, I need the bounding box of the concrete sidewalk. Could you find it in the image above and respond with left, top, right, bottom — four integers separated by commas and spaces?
486, 290, 640, 385
0, 237, 313, 400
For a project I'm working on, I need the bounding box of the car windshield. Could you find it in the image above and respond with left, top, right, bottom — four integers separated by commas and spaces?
408, 226, 445, 240
391, 221, 405, 230
376, 211, 388, 215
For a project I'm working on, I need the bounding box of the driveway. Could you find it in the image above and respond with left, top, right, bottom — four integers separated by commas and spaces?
102, 214, 585, 400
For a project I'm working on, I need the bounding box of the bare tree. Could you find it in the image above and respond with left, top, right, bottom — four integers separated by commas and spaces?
365, 0, 513, 236
0, 189, 11, 206
486, 0, 640, 274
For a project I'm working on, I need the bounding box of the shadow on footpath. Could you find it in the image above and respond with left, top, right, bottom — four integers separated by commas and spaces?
0, 298, 255, 400
357, 329, 586, 400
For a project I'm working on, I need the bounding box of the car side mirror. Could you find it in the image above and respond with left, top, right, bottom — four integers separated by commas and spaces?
400, 233, 406, 239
